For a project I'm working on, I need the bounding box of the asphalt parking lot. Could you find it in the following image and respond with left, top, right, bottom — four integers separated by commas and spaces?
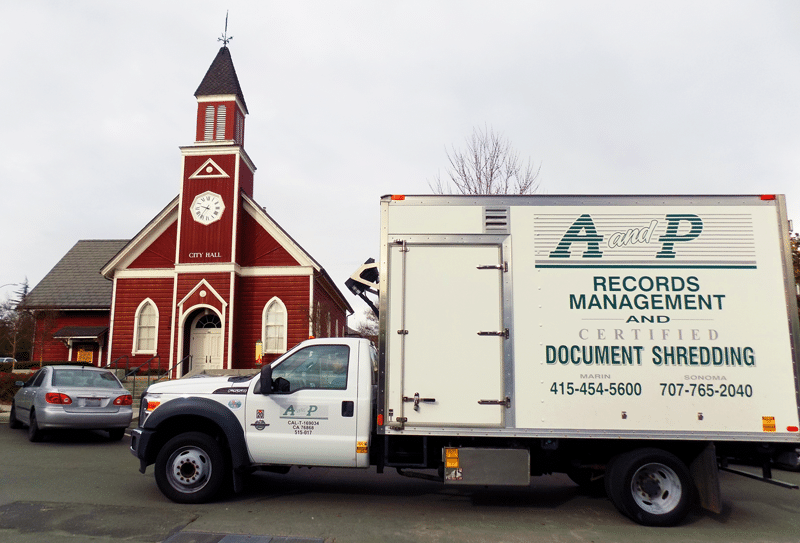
2, 411, 800, 543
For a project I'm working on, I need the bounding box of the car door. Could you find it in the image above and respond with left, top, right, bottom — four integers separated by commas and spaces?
244, 343, 359, 467
17, 369, 47, 423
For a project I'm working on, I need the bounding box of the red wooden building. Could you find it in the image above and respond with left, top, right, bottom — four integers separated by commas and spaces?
24, 46, 352, 374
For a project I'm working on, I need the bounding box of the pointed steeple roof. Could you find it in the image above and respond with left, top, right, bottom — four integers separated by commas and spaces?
195, 46, 248, 113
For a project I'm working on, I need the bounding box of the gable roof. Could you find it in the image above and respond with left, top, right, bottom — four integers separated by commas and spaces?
23, 240, 128, 310
241, 194, 353, 314
97, 192, 352, 315
195, 46, 248, 113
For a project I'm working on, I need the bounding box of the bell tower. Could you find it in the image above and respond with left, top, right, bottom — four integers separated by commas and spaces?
176, 45, 256, 266
193, 46, 248, 150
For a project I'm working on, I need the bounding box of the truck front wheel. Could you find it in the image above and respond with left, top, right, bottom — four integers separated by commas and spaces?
606, 448, 695, 527
155, 432, 229, 503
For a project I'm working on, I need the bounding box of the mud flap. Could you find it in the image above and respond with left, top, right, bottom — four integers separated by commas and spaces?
690, 442, 721, 514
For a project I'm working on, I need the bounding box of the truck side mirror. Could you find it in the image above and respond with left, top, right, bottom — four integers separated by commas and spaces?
259, 365, 273, 396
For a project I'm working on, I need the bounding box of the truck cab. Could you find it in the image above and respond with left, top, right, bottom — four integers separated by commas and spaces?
131, 337, 376, 502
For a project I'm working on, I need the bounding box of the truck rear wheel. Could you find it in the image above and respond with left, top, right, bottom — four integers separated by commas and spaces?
155, 432, 228, 503
606, 448, 695, 526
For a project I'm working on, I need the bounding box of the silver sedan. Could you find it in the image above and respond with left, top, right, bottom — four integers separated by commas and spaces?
10, 365, 133, 441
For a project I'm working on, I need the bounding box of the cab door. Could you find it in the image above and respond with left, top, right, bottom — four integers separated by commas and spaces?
245, 343, 359, 467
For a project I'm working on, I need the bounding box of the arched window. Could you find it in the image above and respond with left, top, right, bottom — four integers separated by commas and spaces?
263, 297, 287, 354
133, 300, 158, 354
195, 314, 221, 328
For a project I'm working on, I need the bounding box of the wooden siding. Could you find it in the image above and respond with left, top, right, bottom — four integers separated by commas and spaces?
31, 310, 109, 364
231, 275, 310, 368
237, 209, 300, 267
239, 159, 254, 198
109, 277, 175, 369
313, 275, 349, 339
179, 154, 238, 265
128, 221, 177, 269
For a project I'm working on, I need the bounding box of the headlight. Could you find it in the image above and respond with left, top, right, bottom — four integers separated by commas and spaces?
139, 394, 161, 424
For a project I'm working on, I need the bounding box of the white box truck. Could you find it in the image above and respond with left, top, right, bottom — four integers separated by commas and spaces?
131, 194, 800, 526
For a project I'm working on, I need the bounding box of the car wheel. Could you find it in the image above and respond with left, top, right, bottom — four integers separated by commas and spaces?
154, 432, 229, 504
107, 428, 126, 441
606, 448, 695, 527
9, 402, 23, 429
27, 410, 44, 442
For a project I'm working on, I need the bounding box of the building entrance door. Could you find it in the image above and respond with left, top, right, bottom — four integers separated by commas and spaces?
189, 311, 222, 372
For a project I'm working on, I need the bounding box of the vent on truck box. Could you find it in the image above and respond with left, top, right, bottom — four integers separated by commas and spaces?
484, 207, 510, 234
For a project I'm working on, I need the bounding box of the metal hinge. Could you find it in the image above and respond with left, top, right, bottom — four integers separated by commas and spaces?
478, 397, 512, 409
397, 330, 408, 335
477, 328, 510, 339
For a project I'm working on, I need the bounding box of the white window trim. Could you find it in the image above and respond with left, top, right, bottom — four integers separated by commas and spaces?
132, 298, 159, 355
262, 296, 288, 354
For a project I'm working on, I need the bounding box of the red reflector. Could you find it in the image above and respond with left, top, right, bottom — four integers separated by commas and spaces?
761, 194, 776, 200
114, 395, 133, 406
45, 393, 72, 405
391, 195, 406, 201
377, 414, 384, 426
788, 426, 799, 432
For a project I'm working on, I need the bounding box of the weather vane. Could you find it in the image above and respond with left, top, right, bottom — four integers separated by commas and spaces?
218, 11, 233, 47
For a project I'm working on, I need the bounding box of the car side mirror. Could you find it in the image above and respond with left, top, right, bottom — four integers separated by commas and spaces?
259, 365, 272, 396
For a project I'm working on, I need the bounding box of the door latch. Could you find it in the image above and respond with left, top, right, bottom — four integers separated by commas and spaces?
478, 397, 512, 409
477, 329, 510, 339
403, 392, 436, 411
476, 262, 508, 272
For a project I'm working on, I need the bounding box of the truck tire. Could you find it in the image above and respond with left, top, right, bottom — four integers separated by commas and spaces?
155, 432, 229, 504
606, 448, 695, 527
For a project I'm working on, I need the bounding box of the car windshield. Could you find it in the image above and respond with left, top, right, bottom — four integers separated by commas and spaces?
52, 369, 121, 389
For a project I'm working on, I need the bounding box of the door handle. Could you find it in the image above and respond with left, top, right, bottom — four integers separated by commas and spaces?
341, 401, 354, 417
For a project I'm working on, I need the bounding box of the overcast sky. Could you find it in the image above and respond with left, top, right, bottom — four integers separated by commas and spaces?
2, 1, 798, 323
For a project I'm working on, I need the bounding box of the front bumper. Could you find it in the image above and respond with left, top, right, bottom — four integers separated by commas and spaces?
130, 427, 156, 473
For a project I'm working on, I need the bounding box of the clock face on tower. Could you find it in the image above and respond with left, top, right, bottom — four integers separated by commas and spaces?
191, 191, 225, 225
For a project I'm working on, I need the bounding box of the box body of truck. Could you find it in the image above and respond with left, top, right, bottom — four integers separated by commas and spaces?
377, 194, 799, 452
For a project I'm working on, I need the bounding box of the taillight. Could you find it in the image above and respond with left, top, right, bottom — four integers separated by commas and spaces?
113, 394, 133, 406
45, 393, 72, 405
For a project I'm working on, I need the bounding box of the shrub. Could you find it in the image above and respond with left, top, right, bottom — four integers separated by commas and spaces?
0, 372, 26, 403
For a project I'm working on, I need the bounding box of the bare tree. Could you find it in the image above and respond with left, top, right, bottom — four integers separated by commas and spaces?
0, 280, 33, 366
430, 125, 541, 195
354, 309, 378, 346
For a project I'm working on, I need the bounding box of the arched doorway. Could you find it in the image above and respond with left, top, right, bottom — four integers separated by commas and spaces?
186, 309, 222, 373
